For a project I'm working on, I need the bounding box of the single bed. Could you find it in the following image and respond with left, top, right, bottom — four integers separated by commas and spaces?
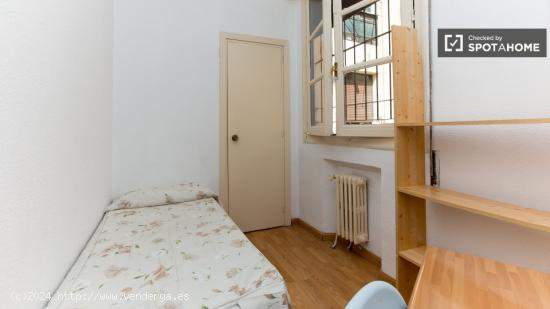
46, 184, 289, 309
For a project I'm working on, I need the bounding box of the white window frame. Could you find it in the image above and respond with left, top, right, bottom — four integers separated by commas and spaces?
305, 0, 334, 136
303, 0, 414, 138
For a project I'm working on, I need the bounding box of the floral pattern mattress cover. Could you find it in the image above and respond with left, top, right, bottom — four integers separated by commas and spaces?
47, 184, 289, 309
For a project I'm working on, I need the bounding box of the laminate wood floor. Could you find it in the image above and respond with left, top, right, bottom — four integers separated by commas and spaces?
246, 224, 382, 309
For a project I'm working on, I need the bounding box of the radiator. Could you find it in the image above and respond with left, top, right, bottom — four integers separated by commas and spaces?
333, 174, 368, 248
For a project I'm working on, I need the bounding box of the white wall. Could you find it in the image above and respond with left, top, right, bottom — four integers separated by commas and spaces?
299, 145, 396, 276
112, 0, 303, 218
0, 1, 113, 308
298, 0, 409, 278
428, 0, 550, 272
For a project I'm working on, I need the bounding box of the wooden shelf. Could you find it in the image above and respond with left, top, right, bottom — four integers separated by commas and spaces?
396, 117, 550, 127
399, 246, 426, 267
399, 185, 550, 233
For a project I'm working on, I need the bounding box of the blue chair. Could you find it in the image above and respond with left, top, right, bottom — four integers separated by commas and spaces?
346, 281, 407, 309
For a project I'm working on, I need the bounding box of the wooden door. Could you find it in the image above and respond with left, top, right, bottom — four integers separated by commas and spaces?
224, 36, 288, 232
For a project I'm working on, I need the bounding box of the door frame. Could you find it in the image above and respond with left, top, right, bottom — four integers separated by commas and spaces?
219, 32, 291, 227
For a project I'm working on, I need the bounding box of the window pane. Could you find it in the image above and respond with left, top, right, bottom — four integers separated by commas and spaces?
342, 0, 392, 66
309, 33, 323, 80
310, 80, 324, 126
343, 62, 393, 125
309, 0, 323, 35
374, 32, 391, 60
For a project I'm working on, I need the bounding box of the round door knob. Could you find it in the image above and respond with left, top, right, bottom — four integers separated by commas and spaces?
231, 134, 239, 142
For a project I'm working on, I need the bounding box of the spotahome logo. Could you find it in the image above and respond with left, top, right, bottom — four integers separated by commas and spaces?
444, 34, 463, 52
438, 29, 546, 57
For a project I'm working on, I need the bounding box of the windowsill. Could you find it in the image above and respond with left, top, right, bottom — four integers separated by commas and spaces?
304, 134, 394, 150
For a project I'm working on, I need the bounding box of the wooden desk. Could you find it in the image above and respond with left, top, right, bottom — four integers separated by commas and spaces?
409, 247, 550, 309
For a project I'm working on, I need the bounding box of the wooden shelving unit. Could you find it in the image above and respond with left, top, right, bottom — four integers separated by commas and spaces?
398, 246, 426, 267
391, 26, 550, 302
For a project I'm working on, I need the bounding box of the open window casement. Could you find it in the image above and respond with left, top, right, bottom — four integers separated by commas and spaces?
305, 0, 412, 138
333, 0, 400, 137
306, 0, 334, 136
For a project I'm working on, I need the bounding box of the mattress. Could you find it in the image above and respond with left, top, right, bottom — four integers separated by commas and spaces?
47, 196, 289, 309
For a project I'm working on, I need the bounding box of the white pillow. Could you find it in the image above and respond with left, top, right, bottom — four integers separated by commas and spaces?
106, 183, 217, 212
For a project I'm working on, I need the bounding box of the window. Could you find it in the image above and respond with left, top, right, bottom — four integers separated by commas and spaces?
304, 0, 407, 138
345, 71, 374, 124
305, 0, 334, 136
